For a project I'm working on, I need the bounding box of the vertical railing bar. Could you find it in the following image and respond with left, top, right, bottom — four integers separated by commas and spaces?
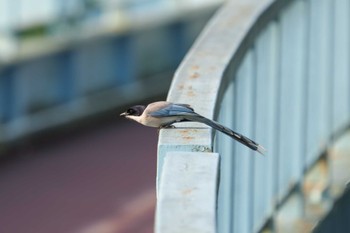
216, 81, 235, 233
229, 83, 236, 233
274, 16, 282, 199
250, 44, 257, 231
231, 75, 238, 233
347, 0, 350, 124
349, 0, 350, 118
1, 68, 14, 122
264, 22, 276, 232
229, 83, 235, 233
328, 0, 335, 142
253, 25, 274, 231
298, 0, 311, 219
255, 20, 279, 232
271, 15, 282, 231
114, 35, 137, 86
278, 1, 299, 199
326, 0, 335, 197
59, 51, 74, 103
303, 0, 313, 175
232, 52, 255, 233
248, 50, 255, 233
232, 71, 239, 233
304, 0, 318, 166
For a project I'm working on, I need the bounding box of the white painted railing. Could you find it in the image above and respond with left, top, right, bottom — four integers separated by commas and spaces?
156, 0, 350, 232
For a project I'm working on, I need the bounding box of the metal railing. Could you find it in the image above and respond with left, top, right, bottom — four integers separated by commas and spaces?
156, 0, 350, 232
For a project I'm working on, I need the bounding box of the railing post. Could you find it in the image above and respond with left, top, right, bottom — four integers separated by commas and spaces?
155, 151, 219, 233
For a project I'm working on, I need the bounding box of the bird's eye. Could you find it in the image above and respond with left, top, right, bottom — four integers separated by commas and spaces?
127, 109, 135, 114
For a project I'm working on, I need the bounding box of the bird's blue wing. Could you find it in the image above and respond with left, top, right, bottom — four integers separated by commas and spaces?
149, 103, 195, 117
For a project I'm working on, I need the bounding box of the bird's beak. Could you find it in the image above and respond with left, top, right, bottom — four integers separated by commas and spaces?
120, 112, 128, 117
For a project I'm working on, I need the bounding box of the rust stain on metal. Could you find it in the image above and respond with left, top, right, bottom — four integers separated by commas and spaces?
183, 136, 195, 140
187, 90, 195, 97
295, 219, 314, 233
190, 72, 200, 79
303, 159, 329, 202
224, 5, 254, 28
182, 187, 197, 196
179, 129, 189, 134
186, 85, 195, 97
178, 129, 197, 141
192, 65, 200, 70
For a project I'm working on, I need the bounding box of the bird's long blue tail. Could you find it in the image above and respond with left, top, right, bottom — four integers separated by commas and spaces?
184, 114, 266, 155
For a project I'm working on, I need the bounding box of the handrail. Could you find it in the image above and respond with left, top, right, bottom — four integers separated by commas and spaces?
156, 0, 276, 232
157, 0, 276, 183
156, 0, 350, 232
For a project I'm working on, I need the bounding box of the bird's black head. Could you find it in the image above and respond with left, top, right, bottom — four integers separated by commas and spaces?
120, 105, 146, 117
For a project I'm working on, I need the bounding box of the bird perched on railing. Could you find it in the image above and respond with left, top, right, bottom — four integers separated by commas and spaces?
120, 101, 265, 155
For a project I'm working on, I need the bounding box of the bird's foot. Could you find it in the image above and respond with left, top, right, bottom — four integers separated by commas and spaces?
160, 124, 176, 129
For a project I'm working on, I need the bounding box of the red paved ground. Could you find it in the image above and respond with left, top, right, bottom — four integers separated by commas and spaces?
0, 119, 158, 233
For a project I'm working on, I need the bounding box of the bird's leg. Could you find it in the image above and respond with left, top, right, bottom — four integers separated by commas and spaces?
159, 124, 176, 129
157, 124, 175, 134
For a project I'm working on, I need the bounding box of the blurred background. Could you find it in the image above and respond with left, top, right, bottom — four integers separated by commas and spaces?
0, 0, 223, 232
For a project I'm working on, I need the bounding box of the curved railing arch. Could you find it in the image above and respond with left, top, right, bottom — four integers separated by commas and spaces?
156, 0, 350, 232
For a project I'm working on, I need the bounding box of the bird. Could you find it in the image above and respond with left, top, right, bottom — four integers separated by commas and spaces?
120, 101, 265, 155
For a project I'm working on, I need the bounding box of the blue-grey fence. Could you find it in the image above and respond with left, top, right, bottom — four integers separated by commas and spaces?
156, 0, 350, 232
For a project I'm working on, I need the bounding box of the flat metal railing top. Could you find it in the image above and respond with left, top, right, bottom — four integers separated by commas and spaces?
157, 0, 350, 232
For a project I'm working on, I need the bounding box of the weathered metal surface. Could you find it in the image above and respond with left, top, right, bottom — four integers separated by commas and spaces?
157, 127, 212, 191
157, 0, 350, 232
155, 152, 219, 233
165, 0, 273, 118
157, 1, 274, 232
313, 131, 350, 233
